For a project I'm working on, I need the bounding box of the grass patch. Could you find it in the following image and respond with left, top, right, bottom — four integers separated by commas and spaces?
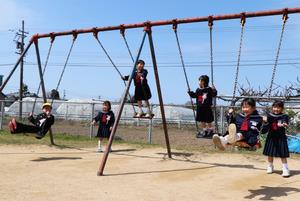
0, 130, 161, 150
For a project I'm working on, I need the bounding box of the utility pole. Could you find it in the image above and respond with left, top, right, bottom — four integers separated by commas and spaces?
14, 20, 28, 119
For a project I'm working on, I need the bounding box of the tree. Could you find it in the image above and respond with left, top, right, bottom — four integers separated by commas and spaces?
48, 89, 60, 100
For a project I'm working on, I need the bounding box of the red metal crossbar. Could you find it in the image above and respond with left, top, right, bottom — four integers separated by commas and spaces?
30, 7, 300, 42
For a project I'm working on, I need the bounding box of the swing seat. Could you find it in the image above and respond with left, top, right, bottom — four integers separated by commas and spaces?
232, 140, 261, 151
133, 113, 154, 119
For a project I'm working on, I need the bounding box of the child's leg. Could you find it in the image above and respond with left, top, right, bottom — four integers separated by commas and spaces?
10, 118, 40, 134
97, 138, 103, 152
136, 100, 143, 116
206, 122, 214, 136
200, 122, 206, 131
268, 156, 274, 163
267, 156, 274, 174
144, 100, 151, 115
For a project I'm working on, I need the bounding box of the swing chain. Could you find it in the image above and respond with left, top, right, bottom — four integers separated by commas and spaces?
172, 20, 198, 131
120, 26, 135, 63
232, 13, 246, 106
268, 11, 288, 98
51, 35, 77, 105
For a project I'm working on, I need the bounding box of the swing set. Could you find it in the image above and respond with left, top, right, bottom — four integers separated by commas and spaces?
1, 7, 300, 176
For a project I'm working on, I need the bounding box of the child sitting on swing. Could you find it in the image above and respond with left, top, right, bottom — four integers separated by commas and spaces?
213, 98, 263, 150
8, 102, 55, 139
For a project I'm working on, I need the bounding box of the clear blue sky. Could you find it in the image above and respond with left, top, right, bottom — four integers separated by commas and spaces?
0, 0, 300, 104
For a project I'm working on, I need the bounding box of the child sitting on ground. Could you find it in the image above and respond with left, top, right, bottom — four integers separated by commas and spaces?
8, 102, 55, 139
212, 98, 263, 150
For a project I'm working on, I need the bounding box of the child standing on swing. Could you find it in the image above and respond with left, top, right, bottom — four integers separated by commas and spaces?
262, 100, 290, 177
188, 75, 217, 138
132, 60, 152, 118
91, 101, 115, 152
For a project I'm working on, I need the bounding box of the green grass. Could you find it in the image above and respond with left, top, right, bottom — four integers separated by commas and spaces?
0, 130, 161, 150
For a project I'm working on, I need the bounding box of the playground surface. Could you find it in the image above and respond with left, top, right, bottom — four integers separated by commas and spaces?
0, 144, 300, 201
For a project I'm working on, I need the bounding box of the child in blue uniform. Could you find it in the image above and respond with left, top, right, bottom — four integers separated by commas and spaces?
188, 75, 217, 138
123, 60, 152, 118
133, 60, 152, 117
8, 102, 54, 139
213, 98, 263, 150
91, 101, 115, 152
262, 101, 290, 177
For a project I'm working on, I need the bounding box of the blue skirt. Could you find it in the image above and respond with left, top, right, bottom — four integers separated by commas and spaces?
96, 125, 111, 138
263, 132, 289, 157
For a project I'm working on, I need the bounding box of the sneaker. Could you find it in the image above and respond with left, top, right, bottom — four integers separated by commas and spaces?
213, 134, 225, 151
227, 123, 237, 144
96, 146, 103, 153
196, 131, 204, 138
282, 168, 290, 177
267, 165, 274, 174
8, 121, 15, 133
205, 129, 214, 138
135, 113, 142, 118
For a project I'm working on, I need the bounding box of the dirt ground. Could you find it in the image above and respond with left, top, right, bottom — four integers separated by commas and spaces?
1, 144, 300, 201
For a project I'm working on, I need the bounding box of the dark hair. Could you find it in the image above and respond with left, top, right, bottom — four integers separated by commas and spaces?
272, 100, 284, 108
103, 100, 111, 111
241, 98, 256, 108
137, 60, 145, 65
199, 75, 209, 87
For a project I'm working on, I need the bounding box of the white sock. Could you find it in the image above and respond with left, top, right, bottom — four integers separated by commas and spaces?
282, 163, 288, 169
236, 133, 243, 141
98, 141, 102, 148
220, 136, 228, 146
268, 162, 273, 167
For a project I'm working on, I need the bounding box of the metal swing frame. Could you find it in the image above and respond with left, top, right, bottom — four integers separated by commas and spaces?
0, 7, 299, 175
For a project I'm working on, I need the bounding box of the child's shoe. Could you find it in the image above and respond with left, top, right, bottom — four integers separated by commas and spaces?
212, 134, 225, 151
96, 145, 103, 153
206, 129, 214, 138
282, 167, 290, 177
135, 113, 142, 118
196, 131, 205, 138
227, 123, 237, 144
266, 165, 274, 174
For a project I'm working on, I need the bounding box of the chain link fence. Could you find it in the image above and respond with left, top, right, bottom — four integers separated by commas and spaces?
1, 99, 300, 145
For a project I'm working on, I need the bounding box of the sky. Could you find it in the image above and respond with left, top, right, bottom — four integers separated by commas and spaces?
0, 0, 300, 104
